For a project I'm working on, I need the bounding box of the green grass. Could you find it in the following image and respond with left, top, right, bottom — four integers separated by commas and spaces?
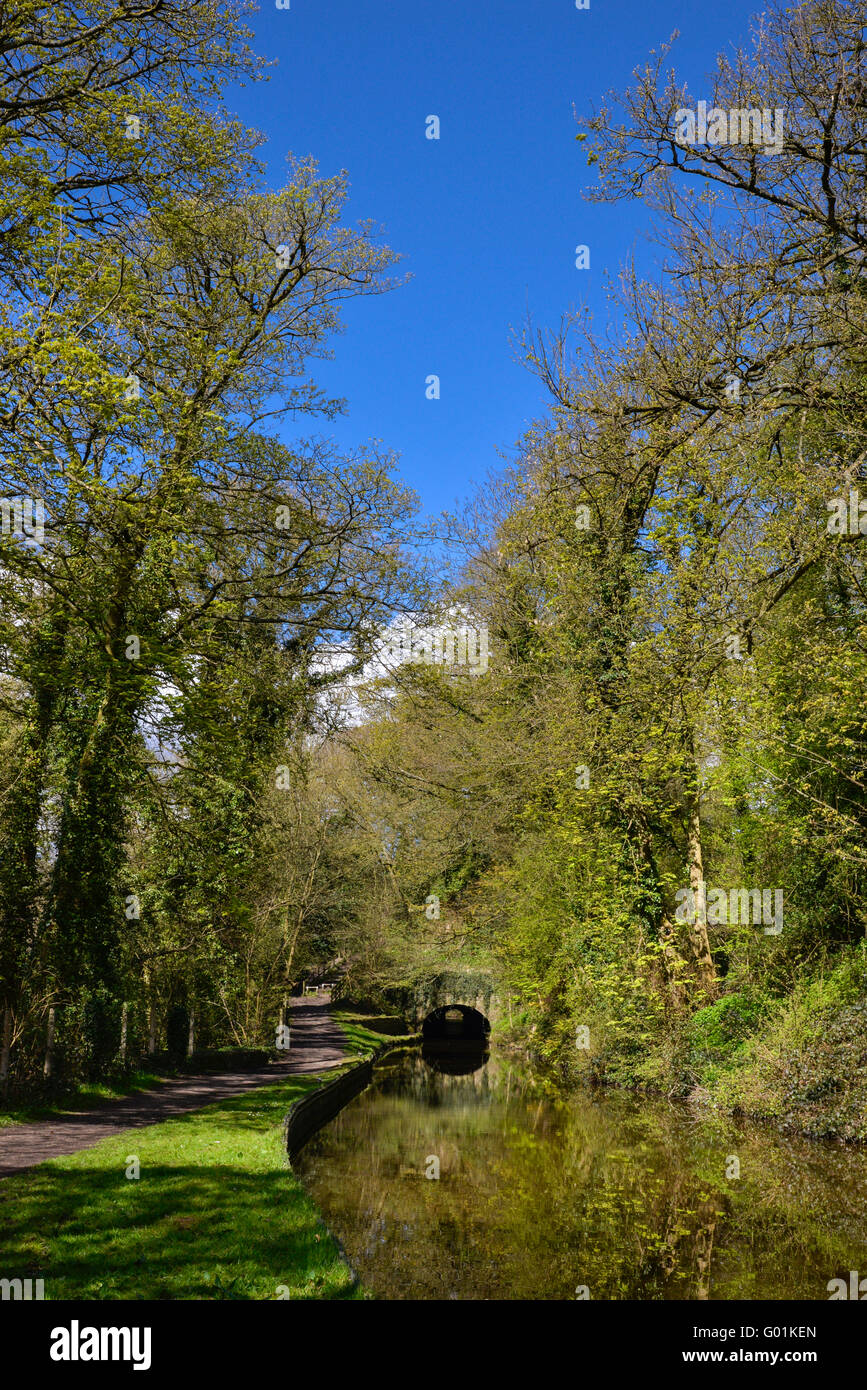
0, 1072, 365, 1300
331, 1007, 418, 1055
0, 1002, 417, 1299
0, 1070, 173, 1128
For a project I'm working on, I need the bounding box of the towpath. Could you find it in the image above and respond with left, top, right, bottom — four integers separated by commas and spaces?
0, 993, 345, 1179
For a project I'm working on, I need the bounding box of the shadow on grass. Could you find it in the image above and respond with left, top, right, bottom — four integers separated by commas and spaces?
0, 1165, 358, 1300
0, 1076, 363, 1301
0, 1072, 173, 1127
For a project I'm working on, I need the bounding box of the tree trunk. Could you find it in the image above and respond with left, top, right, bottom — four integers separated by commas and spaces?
43, 1005, 57, 1079
120, 1001, 128, 1064
0, 606, 72, 1047
187, 1008, 195, 1058
144, 969, 158, 1053
636, 817, 688, 1008
685, 782, 716, 997
47, 546, 145, 1012
0, 1006, 12, 1097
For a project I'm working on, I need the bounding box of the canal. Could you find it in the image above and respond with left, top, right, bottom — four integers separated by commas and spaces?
294, 1048, 867, 1300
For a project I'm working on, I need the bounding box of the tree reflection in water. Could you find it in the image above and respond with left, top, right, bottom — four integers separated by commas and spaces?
294, 1051, 867, 1300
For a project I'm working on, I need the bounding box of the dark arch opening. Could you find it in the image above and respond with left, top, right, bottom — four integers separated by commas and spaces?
421, 1004, 490, 1042
422, 1048, 488, 1075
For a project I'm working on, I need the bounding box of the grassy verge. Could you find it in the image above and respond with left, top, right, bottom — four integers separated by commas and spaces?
331, 1006, 418, 1056
0, 1001, 417, 1299
0, 1071, 364, 1300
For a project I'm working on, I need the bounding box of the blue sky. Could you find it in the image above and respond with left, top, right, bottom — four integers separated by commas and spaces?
228, 0, 763, 520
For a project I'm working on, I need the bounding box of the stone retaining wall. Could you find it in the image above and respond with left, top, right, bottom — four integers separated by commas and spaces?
283, 1044, 401, 1163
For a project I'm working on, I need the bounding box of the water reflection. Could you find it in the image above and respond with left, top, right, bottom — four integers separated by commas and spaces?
421, 1042, 489, 1075
294, 1050, 867, 1301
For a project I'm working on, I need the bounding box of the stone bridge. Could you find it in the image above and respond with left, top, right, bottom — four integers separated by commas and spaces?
386, 970, 501, 1034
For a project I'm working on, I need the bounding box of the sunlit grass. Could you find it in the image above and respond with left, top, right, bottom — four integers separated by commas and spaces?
0, 1074, 365, 1300
331, 1008, 418, 1055
0, 1004, 415, 1298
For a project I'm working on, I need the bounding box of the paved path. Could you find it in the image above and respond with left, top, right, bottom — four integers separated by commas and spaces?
0, 994, 346, 1180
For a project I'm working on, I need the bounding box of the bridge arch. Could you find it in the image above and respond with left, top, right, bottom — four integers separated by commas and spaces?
421, 1003, 490, 1042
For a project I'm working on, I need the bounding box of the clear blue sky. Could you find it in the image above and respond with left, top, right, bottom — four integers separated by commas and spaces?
228, 0, 763, 519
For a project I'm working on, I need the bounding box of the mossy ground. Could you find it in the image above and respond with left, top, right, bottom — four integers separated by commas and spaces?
674, 948, 867, 1140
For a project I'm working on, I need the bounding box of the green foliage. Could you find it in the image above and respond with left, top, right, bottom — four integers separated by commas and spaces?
0, 1, 416, 1096
687, 993, 771, 1061
2, 0, 867, 1153
307, 0, 867, 1144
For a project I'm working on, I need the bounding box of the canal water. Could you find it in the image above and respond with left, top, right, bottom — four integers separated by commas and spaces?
294, 1049, 867, 1300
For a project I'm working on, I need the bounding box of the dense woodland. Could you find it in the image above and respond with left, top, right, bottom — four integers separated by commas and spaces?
1, 0, 866, 1137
